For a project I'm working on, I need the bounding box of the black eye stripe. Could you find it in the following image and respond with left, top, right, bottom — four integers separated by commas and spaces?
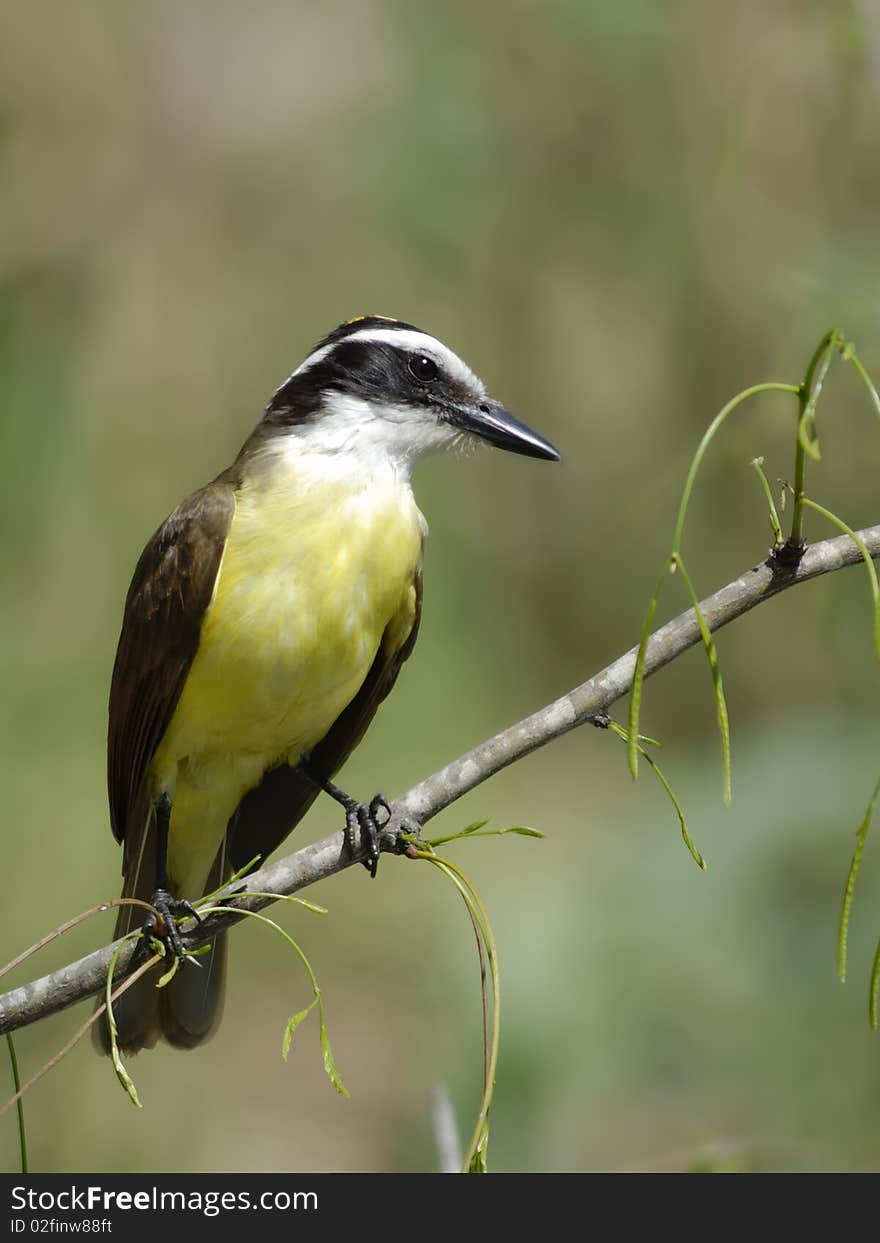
408, 353, 439, 383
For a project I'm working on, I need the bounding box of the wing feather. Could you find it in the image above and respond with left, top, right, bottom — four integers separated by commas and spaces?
107, 479, 235, 846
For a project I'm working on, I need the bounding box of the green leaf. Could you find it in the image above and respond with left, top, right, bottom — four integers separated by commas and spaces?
796, 408, 822, 461
840, 339, 880, 419
428, 823, 546, 847
871, 936, 880, 1032
837, 777, 880, 984
467, 1126, 489, 1173
282, 1001, 318, 1061
800, 498, 880, 665
320, 1022, 350, 1098
203, 904, 347, 1098
643, 750, 705, 870
627, 584, 662, 780
105, 938, 143, 1109
111, 1044, 142, 1109
197, 855, 262, 905
156, 958, 181, 989
674, 555, 732, 806
291, 898, 329, 915
750, 457, 783, 546
609, 721, 704, 869
797, 337, 835, 464
241, 893, 329, 915
424, 819, 489, 847
412, 852, 501, 1172
628, 378, 801, 782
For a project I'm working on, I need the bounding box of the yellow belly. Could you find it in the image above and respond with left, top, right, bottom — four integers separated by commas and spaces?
152, 450, 423, 895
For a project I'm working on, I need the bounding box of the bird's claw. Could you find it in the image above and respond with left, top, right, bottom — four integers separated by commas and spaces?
343, 794, 392, 878
144, 888, 202, 961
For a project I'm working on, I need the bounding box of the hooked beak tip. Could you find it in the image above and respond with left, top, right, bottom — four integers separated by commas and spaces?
459, 400, 561, 462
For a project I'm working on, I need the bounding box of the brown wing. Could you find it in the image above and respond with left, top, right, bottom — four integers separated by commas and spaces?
227, 571, 423, 874
107, 479, 236, 845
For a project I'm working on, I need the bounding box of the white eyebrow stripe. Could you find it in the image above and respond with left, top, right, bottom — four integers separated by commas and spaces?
289, 341, 337, 380
268, 339, 339, 401
344, 327, 482, 390
272, 326, 485, 398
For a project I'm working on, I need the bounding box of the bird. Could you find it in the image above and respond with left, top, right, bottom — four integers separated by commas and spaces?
97, 315, 560, 1054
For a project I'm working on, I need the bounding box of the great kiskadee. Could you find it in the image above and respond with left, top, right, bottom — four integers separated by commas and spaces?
98, 316, 559, 1054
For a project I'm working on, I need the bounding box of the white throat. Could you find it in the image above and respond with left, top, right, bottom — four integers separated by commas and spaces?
279, 391, 461, 479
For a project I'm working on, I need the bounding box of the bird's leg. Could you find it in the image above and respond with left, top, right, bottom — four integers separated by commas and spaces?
326, 779, 391, 880
144, 791, 202, 959
302, 765, 392, 878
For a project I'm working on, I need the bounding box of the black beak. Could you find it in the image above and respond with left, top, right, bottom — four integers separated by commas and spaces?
453, 399, 561, 461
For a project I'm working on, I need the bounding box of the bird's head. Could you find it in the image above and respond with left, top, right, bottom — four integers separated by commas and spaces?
262, 316, 560, 470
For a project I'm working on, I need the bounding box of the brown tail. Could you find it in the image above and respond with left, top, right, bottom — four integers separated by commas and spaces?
93, 818, 227, 1055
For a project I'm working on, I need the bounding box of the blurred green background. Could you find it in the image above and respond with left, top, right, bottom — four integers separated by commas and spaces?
2, 0, 880, 1173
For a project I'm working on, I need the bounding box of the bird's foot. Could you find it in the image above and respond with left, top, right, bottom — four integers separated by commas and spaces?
341, 794, 393, 879
304, 764, 418, 877
143, 888, 202, 962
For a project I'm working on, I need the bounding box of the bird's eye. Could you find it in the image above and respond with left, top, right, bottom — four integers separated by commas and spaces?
408, 354, 439, 382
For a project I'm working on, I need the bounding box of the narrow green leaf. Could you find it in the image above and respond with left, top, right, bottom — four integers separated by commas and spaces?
610, 719, 704, 868
796, 409, 822, 462
105, 939, 142, 1109
871, 936, 880, 1032
429, 859, 490, 947
282, 1001, 318, 1061
432, 820, 499, 850
609, 723, 662, 748
468, 1127, 489, 1173
750, 457, 783, 546
629, 378, 800, 782
427, 819, 491, 847
800, 498, 880, 665
320, 1022, 350, 1098
669, 381, 802, 557
837, 777, 880, 984
156, 958, 181, 988
204, 905, 348, 1097
240, 893, 329, 915
462, 819, 491, 835
627, 583, 663, 780
427, 824, 546, 847
675, 555, 732, 806
797, 337, 835, 463
203, 906, 321, 993
198, 855, 262, 905
643, 750, 705, 870
413, 851, 501, 1172
840, 339, 880, 419
788, 332, 841, 549
111, 1045, 142, 1109
290, 898, 329, 915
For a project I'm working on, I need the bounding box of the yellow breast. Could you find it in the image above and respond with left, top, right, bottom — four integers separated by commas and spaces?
153, 447, 424, 784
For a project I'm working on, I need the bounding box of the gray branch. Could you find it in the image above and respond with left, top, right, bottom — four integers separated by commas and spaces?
1, 525, 878, 1037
